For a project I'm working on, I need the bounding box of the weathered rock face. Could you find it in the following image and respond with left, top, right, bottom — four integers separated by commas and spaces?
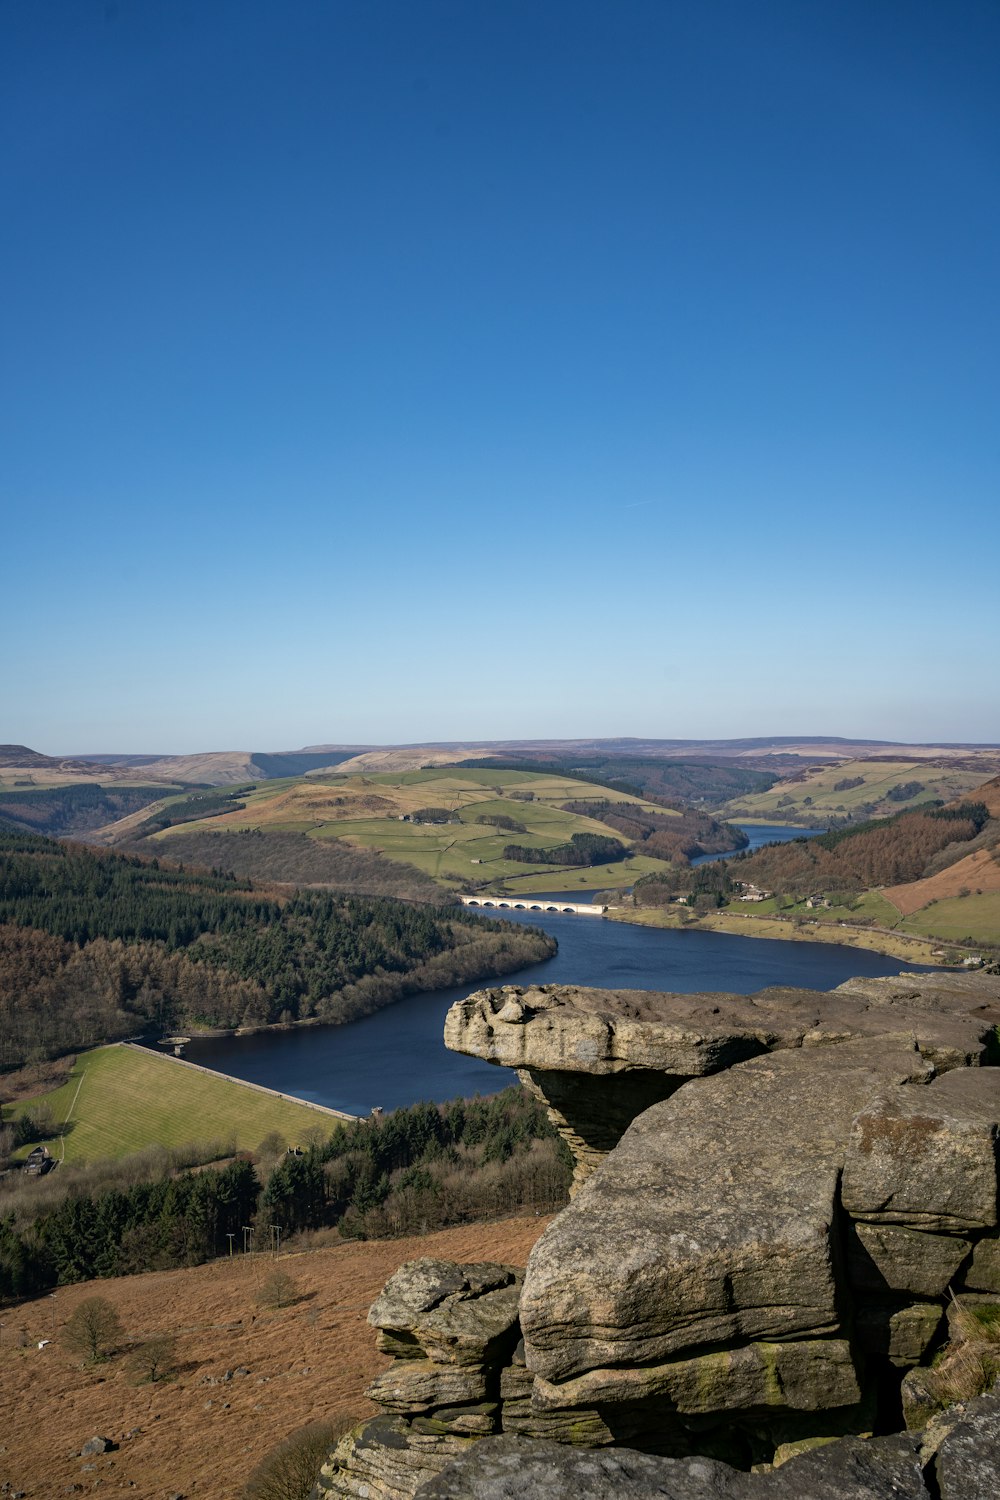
312, 1261, 523, 1500
518, 1038, 932, 1451
842, 1068, 1000, 1233
369, 1259, 523, 1367
445, 972, 1000, 1186
415, 1405, 1000, 1499
313, 971, 1000, 1499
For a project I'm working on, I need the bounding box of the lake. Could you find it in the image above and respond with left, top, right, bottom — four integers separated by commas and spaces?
690, 820, 826, 864
184, 891, 931, 1118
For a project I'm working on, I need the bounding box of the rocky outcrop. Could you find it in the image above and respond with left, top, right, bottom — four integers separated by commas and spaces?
314, 971, 1000, 1498
517, 1044, 998, 1459
444, 972, 1000, 1186
416, 1400, 1000, 1498
313, 1261, 523, 1499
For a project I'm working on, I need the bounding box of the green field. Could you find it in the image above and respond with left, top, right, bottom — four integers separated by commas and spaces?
154, 766, 680, 892
897, 891, 1000, 946
720, 759, 994, 825
9, 1044, 350, 1164
727, 878, 997, 950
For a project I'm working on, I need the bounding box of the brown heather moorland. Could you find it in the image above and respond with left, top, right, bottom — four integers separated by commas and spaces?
0, 1216, 551, 1500
883, 844, 1000, 914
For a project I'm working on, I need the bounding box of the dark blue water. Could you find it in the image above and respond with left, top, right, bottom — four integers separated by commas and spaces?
184, 903, 931, 1118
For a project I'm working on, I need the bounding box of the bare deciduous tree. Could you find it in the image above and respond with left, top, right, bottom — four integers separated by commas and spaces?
62, 1297, 124, 1363
243, 1421, 344, 1500
128, 1333, 176, 1383
256, 1269, 299, 1309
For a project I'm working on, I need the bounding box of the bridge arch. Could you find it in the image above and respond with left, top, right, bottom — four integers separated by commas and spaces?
456, 893, 606, 917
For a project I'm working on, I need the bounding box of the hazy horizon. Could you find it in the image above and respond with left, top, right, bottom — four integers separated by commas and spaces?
15, 730, 1000, 762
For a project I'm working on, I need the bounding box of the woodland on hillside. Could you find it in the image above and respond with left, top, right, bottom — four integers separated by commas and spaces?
0, 1090, 571, 1301
127, 828, 444, 902
0, 783, 166, 837
0, 832, 554, 1065
632, 802, 995, 911
502, 832, 627, 866
736, 804, 990, 894
560, 800, 746, 862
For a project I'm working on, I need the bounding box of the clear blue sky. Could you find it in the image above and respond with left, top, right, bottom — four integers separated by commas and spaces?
2, 0, 997, 752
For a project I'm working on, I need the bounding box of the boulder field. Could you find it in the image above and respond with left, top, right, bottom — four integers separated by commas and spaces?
312, 971, 1000, 1499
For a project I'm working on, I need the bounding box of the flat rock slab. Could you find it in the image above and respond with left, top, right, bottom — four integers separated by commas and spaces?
530, 1337, 861, 1416
842, 1067, 1000, 1233
519, 1038, 932, 1391
367, 1361, 489, 1414
415, 1431, 932, 1499
445, 973, 1000, 1081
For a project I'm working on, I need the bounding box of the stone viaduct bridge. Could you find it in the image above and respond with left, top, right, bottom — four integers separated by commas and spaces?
458, 894, 606, 917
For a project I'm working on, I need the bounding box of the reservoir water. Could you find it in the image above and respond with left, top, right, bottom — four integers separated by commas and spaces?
690, 820, 825, 864
185, 894, 931, 1118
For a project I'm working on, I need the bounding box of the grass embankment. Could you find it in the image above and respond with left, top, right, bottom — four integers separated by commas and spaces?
9, 1044, 345, 1164
607, 904, 955, 965
152, 766, 680, 892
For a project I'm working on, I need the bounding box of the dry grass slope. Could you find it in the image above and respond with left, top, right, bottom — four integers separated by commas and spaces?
0, 1216, 551, 1500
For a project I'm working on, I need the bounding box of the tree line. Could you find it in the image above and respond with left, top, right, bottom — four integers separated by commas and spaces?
559, 800, 746, 862
0, 831, 555, 1064
503, 832, 627, 866
0, 1090, 571, 1302
131, 785, 252, 837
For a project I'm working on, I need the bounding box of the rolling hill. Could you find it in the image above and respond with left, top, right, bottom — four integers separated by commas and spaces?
717, 754, 1000, 826
126, 766, 728, 894
626, 775, 1000, 956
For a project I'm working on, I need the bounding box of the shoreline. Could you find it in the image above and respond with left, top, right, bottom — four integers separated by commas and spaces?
604, 904, 970, 966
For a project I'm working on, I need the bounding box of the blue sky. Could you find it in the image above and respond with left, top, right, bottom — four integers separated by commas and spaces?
2, 0, 997, 752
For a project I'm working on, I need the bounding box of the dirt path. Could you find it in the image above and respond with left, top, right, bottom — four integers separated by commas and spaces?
58, 1064, 88, 1162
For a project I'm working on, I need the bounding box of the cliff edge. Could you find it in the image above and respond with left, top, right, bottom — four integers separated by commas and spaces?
313, 970, 1000, 1499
